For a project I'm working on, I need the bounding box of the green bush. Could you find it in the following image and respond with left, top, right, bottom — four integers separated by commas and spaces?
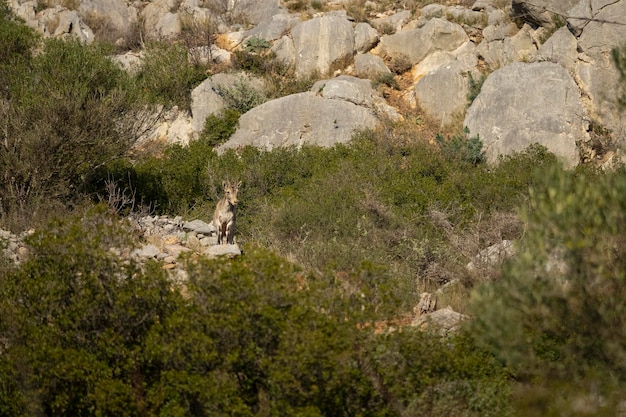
0, 208, 177, 416
199, 108, 240, 147
214, 79, 267, 114
243, 37, 271, 54
466, 71, 487, 105
435, 127, 486, 166
368, 330, 513, 417
0, 4, 39, 100
135, 42, 207, 110
0, 36, 141, 230
470, 165, 626, 415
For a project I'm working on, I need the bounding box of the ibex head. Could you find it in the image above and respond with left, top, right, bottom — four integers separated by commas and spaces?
223, 180, 241, 206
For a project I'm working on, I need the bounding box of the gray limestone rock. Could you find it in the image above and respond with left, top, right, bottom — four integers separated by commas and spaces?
291, 15, 356, 78
464, 62, 589, 168
536, 26, 578, 74
376, 18, 468, 65
216, 92, 378, 153
355, 22, 380, 54
354, 54, 391, 79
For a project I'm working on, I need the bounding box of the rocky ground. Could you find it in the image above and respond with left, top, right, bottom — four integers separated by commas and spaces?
7, 0, 626, 166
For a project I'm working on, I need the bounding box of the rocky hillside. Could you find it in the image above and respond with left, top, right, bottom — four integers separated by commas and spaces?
3, 2, 626, 415
8, 0, 626, 168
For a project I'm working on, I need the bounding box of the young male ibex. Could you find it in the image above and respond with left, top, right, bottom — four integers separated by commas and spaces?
212, 180, 241, 244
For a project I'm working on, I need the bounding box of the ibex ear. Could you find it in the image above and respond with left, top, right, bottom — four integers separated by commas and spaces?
222, 180, 228, 189
237, 181, 242, 188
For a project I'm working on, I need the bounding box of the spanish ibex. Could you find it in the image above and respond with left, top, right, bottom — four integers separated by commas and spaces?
213, 180, 241, 244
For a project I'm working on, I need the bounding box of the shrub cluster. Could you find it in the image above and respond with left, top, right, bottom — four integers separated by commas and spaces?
0, 209, 512, 416
470, 165, 626, 415
0, 27, 141, 229
0, 8, 211, 230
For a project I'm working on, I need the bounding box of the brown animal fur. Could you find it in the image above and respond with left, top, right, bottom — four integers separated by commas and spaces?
212, 180, 241, 244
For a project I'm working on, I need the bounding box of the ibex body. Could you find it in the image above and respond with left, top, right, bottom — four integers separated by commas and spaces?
213, 180, 241, 244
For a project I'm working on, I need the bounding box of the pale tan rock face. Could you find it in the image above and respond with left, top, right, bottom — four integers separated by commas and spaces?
465, 62, 588, 168
291, 15, 356, 78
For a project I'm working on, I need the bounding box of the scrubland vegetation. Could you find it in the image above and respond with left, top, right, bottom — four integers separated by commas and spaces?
1, 4, 626, 416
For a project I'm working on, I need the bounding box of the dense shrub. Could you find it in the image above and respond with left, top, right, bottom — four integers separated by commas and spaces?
0, 208, 512, 416
214, 80, 267, 114
0, 208, 176, 416
0, 4, 39, 100
466, 71, 487, 105
199, 108, 241, 147
470, 165, 626, 415
0, 35, 143, 230
134, 41, 207, 110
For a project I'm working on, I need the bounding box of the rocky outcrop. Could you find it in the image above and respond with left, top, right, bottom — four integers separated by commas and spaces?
216, 75, 395, 153
1, 215, 241, 279
78, 0, 136, 43
466, 240, 516, 271
512, 0, 579, 28
8, 0, 626, 165
374, 18, 469, 66
13, 3, 95, 43
412, 305, 468, 335
465, 62, 588, 167
354, 53, 391, 79
291, 15, 356, 78
411, 42, 479, 125
0, 228, 32, 265
216, 92, 377, 152
573, 0, 626, 142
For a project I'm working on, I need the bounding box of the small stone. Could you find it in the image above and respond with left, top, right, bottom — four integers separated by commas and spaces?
183, 219, 215, 235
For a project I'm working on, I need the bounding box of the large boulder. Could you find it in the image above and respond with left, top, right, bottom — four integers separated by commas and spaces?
15, 4, 95, 43
291, 15, 356, 78
477, 23, 537, 69
375, 18, 469, 65
244, 13, 300, 42
78, 0, 137, 41
271, 35, 296, 70
216, 90, 379, 152
574, 0, 626, 144
355, 22, 380, 54
414, 61, 470, 125
354, 53, 391, 79
141, 0, 181, 40
411, 41, 479, 125
464, 62, 589, 168
369, 10, 411, 33
536, 26, 578, 74
512, 0, 579, 28
229, 0, 283, 25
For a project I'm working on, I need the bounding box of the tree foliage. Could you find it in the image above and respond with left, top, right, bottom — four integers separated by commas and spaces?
0, 25, 144, 228
470, 166, 626, 415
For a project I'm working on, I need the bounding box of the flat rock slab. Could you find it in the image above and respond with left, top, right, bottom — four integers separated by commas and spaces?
464, 61, 588, 168
183, 219, 215, 235
216, 92, 378, 153
206, 244, 242, 258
